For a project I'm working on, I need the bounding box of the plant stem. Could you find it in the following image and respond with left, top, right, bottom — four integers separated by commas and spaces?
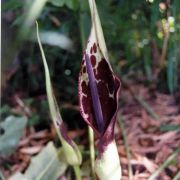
73, 165, 82, 180
0, 171, 6, 180
118, 113, 133, 180
173, 171, 180, 180
160, 25, 170, 69
88, 126, 96, 180
148, 148, 180, 180
159, 1, 170, 69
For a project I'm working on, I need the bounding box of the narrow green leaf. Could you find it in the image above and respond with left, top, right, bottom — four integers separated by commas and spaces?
148, 148, 180, 180
160, 124, 180, 132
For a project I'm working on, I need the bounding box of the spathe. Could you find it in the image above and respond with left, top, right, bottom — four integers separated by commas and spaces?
78, 0, 122, 179
36, 22, 82, 166
78, 0, 121, 151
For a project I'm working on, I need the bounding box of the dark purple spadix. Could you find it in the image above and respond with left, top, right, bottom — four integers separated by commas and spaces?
79, 2, 121, 178
84, 53, 104, 133
78, 31, 121, 147
78, 1, 121, 151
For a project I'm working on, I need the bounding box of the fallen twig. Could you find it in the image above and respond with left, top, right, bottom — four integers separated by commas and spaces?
118, 113, 133, 180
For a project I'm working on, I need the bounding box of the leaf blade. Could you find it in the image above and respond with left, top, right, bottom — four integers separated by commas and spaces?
0, 116, 27, 156
36, 22, 82, 165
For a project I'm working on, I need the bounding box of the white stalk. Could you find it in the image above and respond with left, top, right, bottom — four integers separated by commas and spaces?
95, 140, 121, 180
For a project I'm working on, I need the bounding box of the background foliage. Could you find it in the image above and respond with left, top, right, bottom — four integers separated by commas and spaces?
2, 0, 180, 140
1, 0, 180, 178
2, 0, 180, 142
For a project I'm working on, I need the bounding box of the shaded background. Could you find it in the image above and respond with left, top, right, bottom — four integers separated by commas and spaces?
1, 0, 180, 179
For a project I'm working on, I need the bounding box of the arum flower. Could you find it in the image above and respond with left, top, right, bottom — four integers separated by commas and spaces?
36, 22, 82, 166
78, 0, 121, 179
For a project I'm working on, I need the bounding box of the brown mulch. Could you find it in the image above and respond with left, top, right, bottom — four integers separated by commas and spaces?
1, 85, 180, 179
116, 85, 180, 180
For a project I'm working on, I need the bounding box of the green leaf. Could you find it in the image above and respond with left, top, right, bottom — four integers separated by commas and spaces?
25, 142, 67, 180
24, 0, 49, 26
0, 116, 27, 156
2, 0, 23, 11
150, 0, 161, 33
65, 0, 79, 11
49, 0, 78, 10
28, 113, 40, 126
0, 105, 11, 121
31, 31, 74, 52
10, 142, 68, 180
48, 0, 65, 7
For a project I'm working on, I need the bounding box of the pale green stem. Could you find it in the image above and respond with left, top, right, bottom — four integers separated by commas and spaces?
173, 171, 180, 180
73, 165, 82, 180
88, 126, 96, 180
118, 113, 133, 180
148, 148, 180, 180
0, 171, 6, 180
